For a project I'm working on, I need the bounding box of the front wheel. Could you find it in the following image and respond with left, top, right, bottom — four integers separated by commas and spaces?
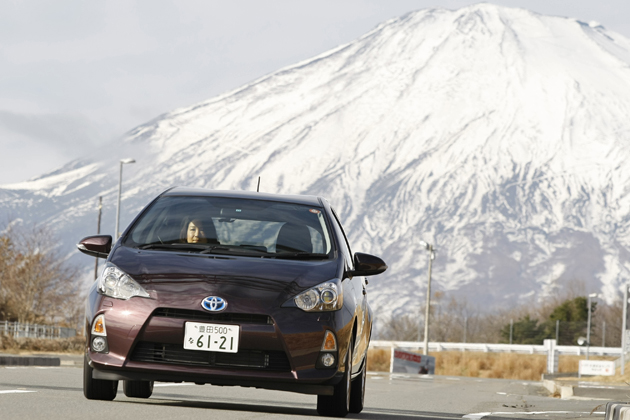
123, 380, 154, 398
83, 355, 118, 401
317, 340, 353, 417
349, 357, 366, 413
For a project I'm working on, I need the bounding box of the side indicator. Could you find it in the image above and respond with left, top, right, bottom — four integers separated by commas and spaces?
322, 331, 337, 351
92, 314, 107, 336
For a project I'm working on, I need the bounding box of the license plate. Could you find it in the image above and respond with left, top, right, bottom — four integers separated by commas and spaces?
183, 322, 240, 353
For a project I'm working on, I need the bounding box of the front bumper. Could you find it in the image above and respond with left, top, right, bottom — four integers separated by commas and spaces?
89, 358, 340, 395
86, 294, 353, 395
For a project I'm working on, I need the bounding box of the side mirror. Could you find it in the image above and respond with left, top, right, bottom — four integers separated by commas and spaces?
77, 235, 112, 259
349, 252, 387, 277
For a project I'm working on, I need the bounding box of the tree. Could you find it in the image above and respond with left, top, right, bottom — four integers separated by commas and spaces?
500, 315, 545, 344
499, 296, 596, 345
542, 296, 592, 345
0, 221, 82, 326
377, 313, 419, 341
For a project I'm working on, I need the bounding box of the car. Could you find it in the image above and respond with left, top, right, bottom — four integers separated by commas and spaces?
77, 187, 387, 417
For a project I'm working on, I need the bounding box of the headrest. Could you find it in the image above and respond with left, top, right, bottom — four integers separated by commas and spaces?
276, 223, 312, 253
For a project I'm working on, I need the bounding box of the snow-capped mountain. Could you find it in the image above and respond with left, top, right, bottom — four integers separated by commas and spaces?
3, 4, 630, 317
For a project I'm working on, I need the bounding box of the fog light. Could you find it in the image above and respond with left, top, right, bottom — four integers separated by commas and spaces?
321, 353, 335, 367
92, 336, 107, 352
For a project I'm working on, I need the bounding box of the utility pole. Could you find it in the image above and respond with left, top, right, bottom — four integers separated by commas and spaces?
463, 315, 468, 343
555, 320, 560, 343
586, 293, 597, 360
419, 240, 435, 356
94, 196, 102, 280
115, 158, 136, 238
622, 285, 628, 375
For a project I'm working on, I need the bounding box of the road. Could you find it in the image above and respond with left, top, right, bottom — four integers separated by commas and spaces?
0, 366, 610, 419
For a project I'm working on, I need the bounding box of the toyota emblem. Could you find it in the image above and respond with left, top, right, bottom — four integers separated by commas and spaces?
201, 296, 227, 312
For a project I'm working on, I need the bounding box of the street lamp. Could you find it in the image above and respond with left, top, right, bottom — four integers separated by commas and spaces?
419, 240, 435, 356
115, 158, 136, 238
586, 292, 598, 360
622, 285, 629, 375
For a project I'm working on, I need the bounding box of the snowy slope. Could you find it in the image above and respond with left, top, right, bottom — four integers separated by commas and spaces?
3, 4, 630, 317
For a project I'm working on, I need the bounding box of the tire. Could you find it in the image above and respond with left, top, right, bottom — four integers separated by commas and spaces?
349, 357, 366, 413
83, 355, 118, 401
317, 340, 353, 417
123, 380, 154, 398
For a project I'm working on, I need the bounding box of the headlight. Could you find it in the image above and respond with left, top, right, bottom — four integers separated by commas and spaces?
284, 279, 343, 312
97, 262, 150, 300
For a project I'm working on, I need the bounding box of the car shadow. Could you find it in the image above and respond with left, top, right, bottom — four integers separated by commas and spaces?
117, 395, 517, 419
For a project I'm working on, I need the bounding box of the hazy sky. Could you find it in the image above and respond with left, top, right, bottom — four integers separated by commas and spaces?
1, 0, 629, 184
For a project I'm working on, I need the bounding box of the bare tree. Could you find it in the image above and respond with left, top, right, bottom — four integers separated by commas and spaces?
376, 313, 419, 341
373, 281, 606, 345
0, 221, 82, 326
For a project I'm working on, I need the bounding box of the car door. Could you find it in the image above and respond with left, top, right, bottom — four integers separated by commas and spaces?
330, 208, 368, 373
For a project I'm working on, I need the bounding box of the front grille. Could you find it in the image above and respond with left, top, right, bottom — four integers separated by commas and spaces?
131, 342, 291, 371
153, 308, 273, 325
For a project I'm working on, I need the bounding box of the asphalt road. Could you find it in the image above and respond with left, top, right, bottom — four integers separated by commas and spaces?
0, 366, 611, 420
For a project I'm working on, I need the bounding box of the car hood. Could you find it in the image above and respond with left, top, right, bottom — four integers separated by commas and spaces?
109, 246, 341, 310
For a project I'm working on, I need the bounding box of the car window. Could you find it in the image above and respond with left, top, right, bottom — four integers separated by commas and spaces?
123, 196, 333, 258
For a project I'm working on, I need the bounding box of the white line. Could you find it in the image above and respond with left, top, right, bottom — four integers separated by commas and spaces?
462, 413, 490, 420
0, 390, 36, 394
153, 383, 196, 387
464, 412, 605, 419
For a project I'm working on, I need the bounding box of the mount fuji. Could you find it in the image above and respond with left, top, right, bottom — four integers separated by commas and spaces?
3, 3, 630, 317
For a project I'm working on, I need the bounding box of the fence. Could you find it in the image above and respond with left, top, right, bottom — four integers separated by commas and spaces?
370, 340, 626, 374
370, 340, 621, 357
0, 321, 76, 339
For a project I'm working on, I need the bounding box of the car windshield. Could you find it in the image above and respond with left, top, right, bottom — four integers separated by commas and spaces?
123, 196, 333, 258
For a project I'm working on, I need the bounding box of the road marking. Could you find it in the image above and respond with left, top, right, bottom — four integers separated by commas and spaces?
154, 383, 196, 387
463, 411, 605, 419
463, 413, 491, 419
0, 390, 36, 394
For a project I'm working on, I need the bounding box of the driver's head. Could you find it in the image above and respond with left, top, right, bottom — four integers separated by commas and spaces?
186, 219, 207, 243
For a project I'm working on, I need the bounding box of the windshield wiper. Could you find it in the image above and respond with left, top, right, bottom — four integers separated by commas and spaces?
199, 246, 269, 257
199, 246, 232, 254
271, 252, 328, 260
138, 243, 212, 252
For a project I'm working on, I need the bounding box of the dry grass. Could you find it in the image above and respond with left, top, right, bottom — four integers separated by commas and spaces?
367, 348, 391, 372
367, 348, 616, 381
0, 334, 84, 354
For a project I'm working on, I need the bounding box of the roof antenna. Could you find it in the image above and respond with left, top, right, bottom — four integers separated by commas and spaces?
257, 176, 261, 193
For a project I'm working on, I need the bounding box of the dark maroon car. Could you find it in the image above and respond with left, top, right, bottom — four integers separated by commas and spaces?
77, 187, 387, 417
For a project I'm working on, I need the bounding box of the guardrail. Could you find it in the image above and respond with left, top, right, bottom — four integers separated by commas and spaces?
0, 321, 76, 339
370, 340, 622, 357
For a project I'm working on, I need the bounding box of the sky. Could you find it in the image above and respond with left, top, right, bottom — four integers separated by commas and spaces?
1, 0, 629, 185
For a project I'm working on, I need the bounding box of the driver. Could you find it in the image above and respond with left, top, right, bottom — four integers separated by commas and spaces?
179, 218, 208, 244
